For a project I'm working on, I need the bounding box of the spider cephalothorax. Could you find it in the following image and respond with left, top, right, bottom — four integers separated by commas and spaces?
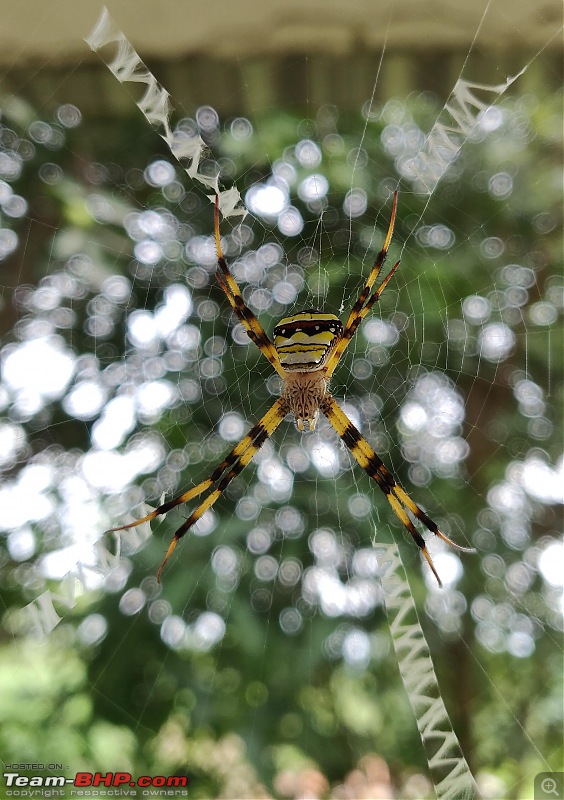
110, 192, 474, 586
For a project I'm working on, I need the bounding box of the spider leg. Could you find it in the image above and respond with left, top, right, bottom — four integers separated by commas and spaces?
216, 271, 286, 379
325, 259, 401, 378
107, 404, 282, 534
214, 197, 286, 379
156, 396, 288, 580
321, 395, 475, 586
108, 398, 288, 578
325, 192, 399, 378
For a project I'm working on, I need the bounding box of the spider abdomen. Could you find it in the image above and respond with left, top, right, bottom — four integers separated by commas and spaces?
273, 310, 343, 371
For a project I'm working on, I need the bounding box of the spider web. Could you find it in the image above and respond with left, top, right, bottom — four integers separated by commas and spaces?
0, 3, 562, 798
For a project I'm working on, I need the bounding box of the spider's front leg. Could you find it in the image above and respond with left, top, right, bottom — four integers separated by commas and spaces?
213, 196, 287, 379
324, 192, 400, 378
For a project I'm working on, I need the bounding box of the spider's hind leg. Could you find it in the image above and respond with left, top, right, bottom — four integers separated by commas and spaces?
108, 398, 289, 581
321, 395, 475, 586
156, 396, 288, 580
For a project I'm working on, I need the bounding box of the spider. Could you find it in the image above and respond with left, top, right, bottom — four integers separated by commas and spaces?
109, 192, 474, 586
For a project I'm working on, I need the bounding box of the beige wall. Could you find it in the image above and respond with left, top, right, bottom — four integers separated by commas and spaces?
0, 0, 561, 118
0, 0, 561, 64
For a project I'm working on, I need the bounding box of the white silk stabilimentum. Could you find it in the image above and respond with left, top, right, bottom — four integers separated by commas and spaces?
85, 7, 245, 221
376, 542, 480, 799
25, 506, 155, 636
405, 71, 526, 195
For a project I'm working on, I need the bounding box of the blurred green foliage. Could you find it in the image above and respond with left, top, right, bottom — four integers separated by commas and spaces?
0, 76, 562, 800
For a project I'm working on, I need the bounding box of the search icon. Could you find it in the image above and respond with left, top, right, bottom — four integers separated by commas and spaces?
536, 774, 564, 799
542, 778, 559, 797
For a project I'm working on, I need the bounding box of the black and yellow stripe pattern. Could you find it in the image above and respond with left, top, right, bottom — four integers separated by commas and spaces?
325, 192, 400, 377
110, 193, 474, 586
214, 198, 287, 379
109, 397, 289, 580
320, 396, 474, 586
273, 310, 343, 371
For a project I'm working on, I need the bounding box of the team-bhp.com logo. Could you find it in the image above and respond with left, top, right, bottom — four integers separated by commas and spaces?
3, 770, 189, 796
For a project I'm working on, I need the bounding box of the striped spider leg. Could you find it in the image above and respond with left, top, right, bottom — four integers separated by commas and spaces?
108, 397, 289, 581
108, 199, 290, 580
110, 193, 474, 584
320, 396, 475, 587
213, 196, 286, 380
324, 191, 401, 378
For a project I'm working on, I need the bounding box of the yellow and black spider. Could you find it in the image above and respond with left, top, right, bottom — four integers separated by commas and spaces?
110, 192, 474, 586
